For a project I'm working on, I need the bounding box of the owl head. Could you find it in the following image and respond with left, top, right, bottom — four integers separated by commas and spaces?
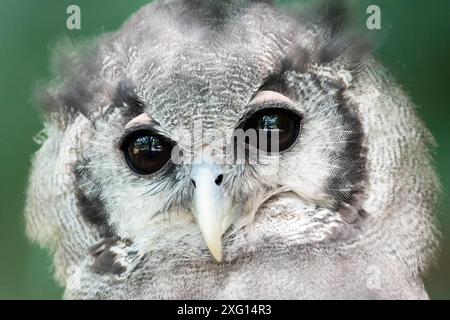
26, 0, 439, 284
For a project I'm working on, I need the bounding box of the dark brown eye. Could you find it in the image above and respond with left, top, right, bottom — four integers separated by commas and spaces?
121, 130, 174, 175
242, 107, 301, 152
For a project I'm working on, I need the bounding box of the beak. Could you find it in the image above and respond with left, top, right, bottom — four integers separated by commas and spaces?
191, 159, 233, 262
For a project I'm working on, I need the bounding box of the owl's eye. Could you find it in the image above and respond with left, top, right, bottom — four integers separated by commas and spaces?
120, 130, 174, 175
242, 107, 302, 152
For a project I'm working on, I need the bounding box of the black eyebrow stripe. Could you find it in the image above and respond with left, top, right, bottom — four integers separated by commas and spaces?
255, 46, 310, 99
256, 64, 289, 96
113, 81, 146, 118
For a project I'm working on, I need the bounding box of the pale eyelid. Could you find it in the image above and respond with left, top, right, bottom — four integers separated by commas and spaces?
118, 113, 161, 149
235, 90, 302, 129
248, 90, 293, 106
125, 113, 156, 129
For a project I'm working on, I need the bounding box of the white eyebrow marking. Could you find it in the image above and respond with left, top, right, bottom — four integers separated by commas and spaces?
249, 90, 293, 105
125, 113, 155, 129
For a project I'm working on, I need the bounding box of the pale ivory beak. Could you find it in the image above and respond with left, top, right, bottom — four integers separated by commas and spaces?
191, 156, 233, 262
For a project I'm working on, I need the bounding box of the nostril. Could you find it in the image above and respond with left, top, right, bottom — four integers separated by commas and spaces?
191, 179, 196, 188
215, 174, 224, 186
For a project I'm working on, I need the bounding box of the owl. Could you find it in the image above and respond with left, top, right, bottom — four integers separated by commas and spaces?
25, 0, 440, 299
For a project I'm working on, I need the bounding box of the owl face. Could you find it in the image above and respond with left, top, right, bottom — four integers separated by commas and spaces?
68, 2, 365, 262
26, 1, 440, 294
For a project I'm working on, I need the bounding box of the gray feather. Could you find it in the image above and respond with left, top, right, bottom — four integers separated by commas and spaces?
25, 0, 440, 299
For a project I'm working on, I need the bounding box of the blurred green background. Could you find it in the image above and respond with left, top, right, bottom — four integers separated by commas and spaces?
0, 0, 448, 299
